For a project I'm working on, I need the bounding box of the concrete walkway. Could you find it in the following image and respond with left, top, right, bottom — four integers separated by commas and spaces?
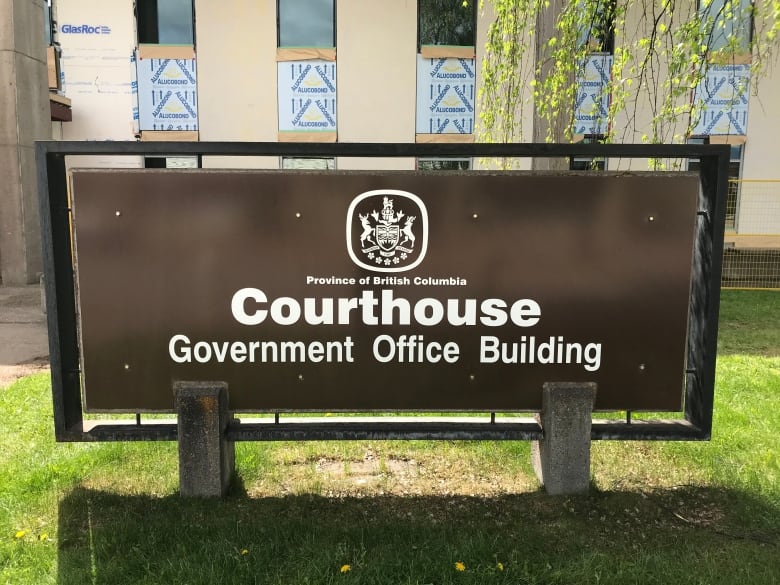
0, 285, 50, 387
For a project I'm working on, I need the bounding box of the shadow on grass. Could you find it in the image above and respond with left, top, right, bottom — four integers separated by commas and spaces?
57, 483, 778, 585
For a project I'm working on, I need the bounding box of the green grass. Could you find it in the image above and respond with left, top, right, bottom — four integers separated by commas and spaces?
1, 290, 778, 584
718, 290, 780, 356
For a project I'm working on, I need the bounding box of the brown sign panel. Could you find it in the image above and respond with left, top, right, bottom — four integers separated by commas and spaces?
70, 170, 698, 412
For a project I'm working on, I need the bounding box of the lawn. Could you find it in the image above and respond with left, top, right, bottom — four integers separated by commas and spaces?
1, 290, 778, 584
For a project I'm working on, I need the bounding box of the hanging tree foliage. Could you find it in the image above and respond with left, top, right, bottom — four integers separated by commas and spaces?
478, 0, 780, 146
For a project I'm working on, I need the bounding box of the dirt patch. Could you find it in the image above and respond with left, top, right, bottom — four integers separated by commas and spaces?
0, 357, 50, 389
248, 448, 537, 499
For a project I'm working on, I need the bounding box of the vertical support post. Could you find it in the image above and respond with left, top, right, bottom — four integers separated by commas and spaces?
174, 381, 235, 497
38, 150, 84, 440
0, 0, 49, 284
531, 382, 597, 495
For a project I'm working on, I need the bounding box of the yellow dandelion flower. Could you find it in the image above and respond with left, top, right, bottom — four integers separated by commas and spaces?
39, 533, 49, 542
340, 564, 351, 573
240, 549, 249, 556
496, 562, 504, 571
455, 561, 466, 572
14, 530, 26, 539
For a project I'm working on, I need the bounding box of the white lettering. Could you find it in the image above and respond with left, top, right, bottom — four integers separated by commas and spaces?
303, 298, 334, 325
372, 334, 459, 363
169, 334, 355, 364
193, 342, 211, 363
381, 290, 411, 325
231, 288, 267, 325
230, 343, 247, 363
480, 299, 508, 327
231, 288, 543, 328
479, 335, 602, 371
337, 297, 359, 324
169, 334, 191, 363
509, 299, 541, 327
413, 298, 444, 326
480, 335, 499, 363
447, 299, 477, 326
270, 297, 301, 326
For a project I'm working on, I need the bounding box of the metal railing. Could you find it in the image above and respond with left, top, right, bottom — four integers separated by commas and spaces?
723, 179, 780, 290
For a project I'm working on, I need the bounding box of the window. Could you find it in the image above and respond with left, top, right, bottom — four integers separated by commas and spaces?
416, 1, 477, 137
44, 0, 55, 46
276, 0, 338, 141
688, 138, 742, 229
577, 0, 616, 53
144, 156, 199, 168
44, 0, 61, 91
417, 158, 471, 171
137, 0, 194, 45
418, 0, 476, 47
570, 136, 606, 171
281, 157, 335, 170
573, 2, 615, 137
278, 0, 335, 48
700, 0, 752, 53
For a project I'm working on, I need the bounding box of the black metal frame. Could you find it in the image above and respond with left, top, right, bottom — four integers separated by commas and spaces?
36, 141, 729, 443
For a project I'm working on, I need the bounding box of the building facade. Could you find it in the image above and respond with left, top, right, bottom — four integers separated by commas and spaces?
1, 0, 778, 284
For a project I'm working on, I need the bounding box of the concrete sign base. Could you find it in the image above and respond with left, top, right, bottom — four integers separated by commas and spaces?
174, 381, 235, 497
532, 382, 597, 495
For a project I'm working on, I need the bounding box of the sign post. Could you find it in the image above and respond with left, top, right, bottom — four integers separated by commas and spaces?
531, 382, 598, 495
69, 170, 698, 414
37, 142, 729, 496
174, 381, 234, 497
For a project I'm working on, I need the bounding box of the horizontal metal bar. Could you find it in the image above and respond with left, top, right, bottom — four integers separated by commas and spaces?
41, 139, 724, 444
228, 419, 543, 441
591, 420, 706, 441
36, 140, 730, 159
62, 417, 706, 442
61, 421, 178, 442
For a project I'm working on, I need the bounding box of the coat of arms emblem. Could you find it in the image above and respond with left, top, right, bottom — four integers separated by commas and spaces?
346, 189, 428, 273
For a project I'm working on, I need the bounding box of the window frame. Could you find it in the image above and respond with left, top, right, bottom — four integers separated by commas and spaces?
416, 157, 472, 171
417, 0, 477, 50
136, 0, 196, 46
144, 155, 201, 169
688, 137, 743, 229
276, 0, 337, 49
280, 156, 337, 170
578, 0, 616, 54
698, 0, 753, 54
44, 0, 56, 46
569, 136, 607, 171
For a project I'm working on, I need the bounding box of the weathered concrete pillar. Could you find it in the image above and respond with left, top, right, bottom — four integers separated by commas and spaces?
0, 0, 50, 284
174, 381, 235, 497
531, 381, 597, 495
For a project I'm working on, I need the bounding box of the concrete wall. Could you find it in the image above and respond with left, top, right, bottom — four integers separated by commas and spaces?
56, 0, 141, 170
738, 65, 780, 233
34, 2, 780, 191
473, 0, 533, 170
0, 0, 49, 284
336, 0, 416, 170
743, 63, 780, 181
57, 0, 135, 141
196, 0, 279, 169
607, 0, 699, 171
5, 1, 780, 285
